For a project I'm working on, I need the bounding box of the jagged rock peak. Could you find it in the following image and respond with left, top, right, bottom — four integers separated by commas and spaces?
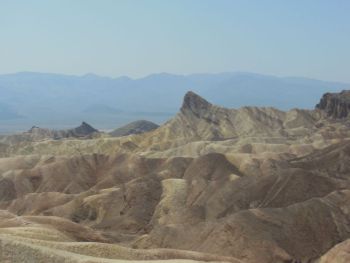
316, 90, 350, 119
73, 121, 98, 135
181, 91, 212, 116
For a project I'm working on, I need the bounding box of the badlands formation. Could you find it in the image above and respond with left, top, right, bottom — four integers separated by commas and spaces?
0, 90, 350, 262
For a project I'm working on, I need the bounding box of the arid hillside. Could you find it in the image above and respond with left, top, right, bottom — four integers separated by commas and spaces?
1, 91, 350, 262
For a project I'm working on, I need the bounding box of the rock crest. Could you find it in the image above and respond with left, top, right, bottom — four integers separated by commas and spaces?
316, 90, 350, 118
180, 91, 212, 117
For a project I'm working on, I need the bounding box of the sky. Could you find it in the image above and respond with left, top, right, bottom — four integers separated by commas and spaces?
0, 0, 349, 82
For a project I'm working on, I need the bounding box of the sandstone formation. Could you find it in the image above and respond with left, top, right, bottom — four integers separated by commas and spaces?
0, 90, 350, 262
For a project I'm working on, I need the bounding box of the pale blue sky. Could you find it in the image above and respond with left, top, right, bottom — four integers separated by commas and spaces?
0, 0, 349, 82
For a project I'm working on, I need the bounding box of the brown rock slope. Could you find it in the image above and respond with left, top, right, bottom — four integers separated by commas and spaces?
109, 120, 159, 137
316, 90, 350, 119
0, 90, 350, 262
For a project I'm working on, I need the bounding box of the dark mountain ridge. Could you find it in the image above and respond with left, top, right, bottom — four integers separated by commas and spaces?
109, 120, 159, 137
316, 90, 350, 118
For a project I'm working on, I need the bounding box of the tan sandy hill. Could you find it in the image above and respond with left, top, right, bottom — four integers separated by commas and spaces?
0, 90, 350, 262
135, 91, 320, 152
317, 239, 350, 263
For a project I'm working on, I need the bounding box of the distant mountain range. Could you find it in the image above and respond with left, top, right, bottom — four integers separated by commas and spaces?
0, 71, 348, 133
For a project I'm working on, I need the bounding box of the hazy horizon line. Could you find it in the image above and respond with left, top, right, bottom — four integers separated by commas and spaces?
0, 70, 349, 84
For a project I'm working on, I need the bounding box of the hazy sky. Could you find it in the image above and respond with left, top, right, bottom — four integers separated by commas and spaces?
1, 0, 349, 82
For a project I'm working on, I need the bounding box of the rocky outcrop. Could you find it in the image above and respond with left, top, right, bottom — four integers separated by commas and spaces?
180, 91, 213, 118
2, 122, 99, 143
316, 90, 350, 118
109, 120, 159, 137
66, 121, 98, 137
